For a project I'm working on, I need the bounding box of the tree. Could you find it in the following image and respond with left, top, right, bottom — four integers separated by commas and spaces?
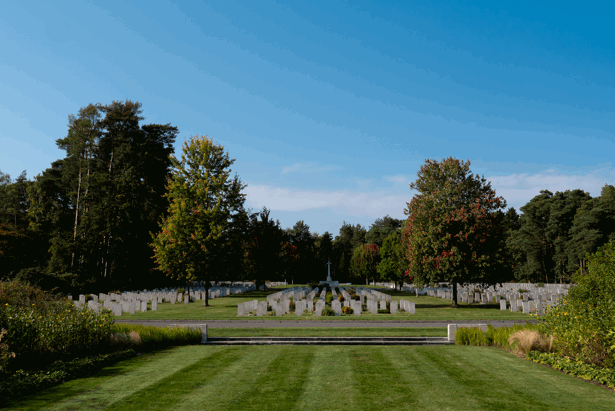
567, 185, 615, 275
350, 243, 381, 283
404, 158, 507, 306
332, 222, 367, 281
244, 207, 288, 289
286, 221, 317, 283
314, 231, 333, 274
377, 231, 406, 289
365, 215, 402, 247
151, 135, 246, 306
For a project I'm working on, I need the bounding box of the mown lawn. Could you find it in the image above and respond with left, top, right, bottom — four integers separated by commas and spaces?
116, 290, 532, 321
13, 345, 614, 410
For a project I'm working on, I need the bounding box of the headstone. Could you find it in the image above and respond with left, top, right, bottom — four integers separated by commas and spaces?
79, 294, 86, 304
177, 293, 183, 303
141, 301, 148, 312
184, 295, 189, 304
499, 299, 507, 310
352, 300, 362, 316
307, 300, 313, 313
510, 299, 517, 312
407, 301, 416, 314
332, 300, 342, 316
257, 301, 267, 316
522, 301, 530, 314
152, 299, 158, 311
390, 300, 398, 314
380, 301, 386, 311
238, 303, 245, 316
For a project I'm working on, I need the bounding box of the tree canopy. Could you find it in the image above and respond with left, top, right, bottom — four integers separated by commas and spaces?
404, 158, 507, 305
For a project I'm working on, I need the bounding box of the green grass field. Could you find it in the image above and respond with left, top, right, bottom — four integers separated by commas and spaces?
116, 290, 532, 321
14, 345, 614, 411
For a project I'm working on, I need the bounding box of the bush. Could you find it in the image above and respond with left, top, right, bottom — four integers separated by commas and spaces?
342, 306, 353, 315
0, 279, 115, 370
455, 327, 489, 346
338, 295, 344, 302
289, 302, 296, 312
527, 351, 615, 389
321, 306, 335, 316
539, 240, 615, 367
508, 330, 554, 355
325, 294, 333, 304
111, 324, 201, 351
455, 324, 539, 349
0, 329, 15, 373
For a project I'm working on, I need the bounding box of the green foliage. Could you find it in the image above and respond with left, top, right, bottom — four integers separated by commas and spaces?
455, 324, 538, 349
151, 135, 247, 302
321, 305, 335, 316
527, 351, 615, 389
0, 280, 114, 370
377, 231, 406, 287
325, 293, 333, 304
539, 240, 615, 367
111, 324, 201, 351
332, 222, 367, 281
350, 243, 380, 280
0, 329, 15, 373
0, 349, 136, 407
455, 327, 489, 346
289, 302, 296, 312
365, 216, 402, 247
342, 306, 354, 315
404, 158, 507, 298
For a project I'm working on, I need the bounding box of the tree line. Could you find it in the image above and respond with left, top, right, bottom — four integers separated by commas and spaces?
1, 101, 613, 293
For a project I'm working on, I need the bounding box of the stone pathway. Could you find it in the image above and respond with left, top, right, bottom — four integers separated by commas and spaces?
115, 319, 536, 328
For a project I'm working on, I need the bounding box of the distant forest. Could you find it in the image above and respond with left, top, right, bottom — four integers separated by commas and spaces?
1, 101, 614, 293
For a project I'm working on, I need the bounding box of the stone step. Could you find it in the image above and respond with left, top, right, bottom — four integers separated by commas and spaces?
204, 337, 452, 345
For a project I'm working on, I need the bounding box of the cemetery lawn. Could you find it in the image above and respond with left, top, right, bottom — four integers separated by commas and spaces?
208, 327, 447, 337
14, 345, 614, 411
116, 291, 533, 321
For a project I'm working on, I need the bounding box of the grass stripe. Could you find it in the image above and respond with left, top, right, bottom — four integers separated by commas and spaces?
12, 347, 223, 411
294, 346, 358, 410
106, 347, 244, 411
178, 346, 280, 410
349, 346, 417, 408
222, 346, 315, 411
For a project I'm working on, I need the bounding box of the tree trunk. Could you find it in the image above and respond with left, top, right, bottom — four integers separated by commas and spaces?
203, 278, 209, 307
451, 282, 458, 307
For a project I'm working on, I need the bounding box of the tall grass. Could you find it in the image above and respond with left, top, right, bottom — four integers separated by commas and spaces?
111, 324, 201, 351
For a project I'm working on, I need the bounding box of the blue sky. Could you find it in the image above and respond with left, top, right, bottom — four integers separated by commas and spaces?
1, 0, 614, 235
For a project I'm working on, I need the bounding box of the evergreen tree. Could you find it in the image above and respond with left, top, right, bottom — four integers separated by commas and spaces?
377, 230, 406, 289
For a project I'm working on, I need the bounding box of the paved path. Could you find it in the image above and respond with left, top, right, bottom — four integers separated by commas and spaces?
116, 319, 536, 328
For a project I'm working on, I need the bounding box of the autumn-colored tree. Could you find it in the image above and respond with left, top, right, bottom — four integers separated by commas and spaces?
404, 158, 507, 306
151, 136, 246, 306
350, 243, 381, 284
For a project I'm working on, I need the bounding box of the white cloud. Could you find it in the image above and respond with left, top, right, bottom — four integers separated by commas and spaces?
384, 174, 407, 184
281, 162, 342, 174
488, 168, 615, 209
244, 185, 410, 217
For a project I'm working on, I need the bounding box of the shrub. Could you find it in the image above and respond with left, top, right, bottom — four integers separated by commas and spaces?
176, 288, 186, 295
111, 324, 201, 351
537, 282, 544, 287
527, 351, 615, 389
455, 327, 489, 346
539, 240, 615, 367
508, 330, 554, 355
325, 294, 333, 304
0, 280, 115, 370
289, 302, 296, 312
342, 306, 353, 315
321, 306, 335, 316
0, 329, 15, 373
338, 295, 344, 302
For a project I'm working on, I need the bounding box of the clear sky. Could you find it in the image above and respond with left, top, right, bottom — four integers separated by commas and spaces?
1, 1, 614, 235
